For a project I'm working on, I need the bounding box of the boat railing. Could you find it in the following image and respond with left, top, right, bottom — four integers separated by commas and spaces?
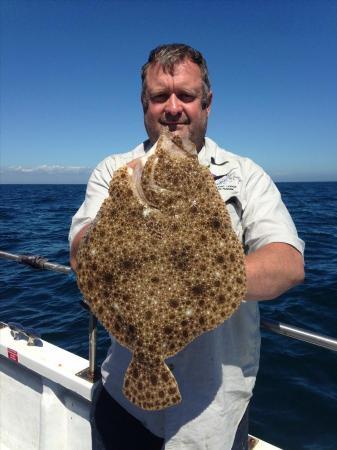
0, 250, 98, 382
1, 249, 337, 385
261, 319, 337, 352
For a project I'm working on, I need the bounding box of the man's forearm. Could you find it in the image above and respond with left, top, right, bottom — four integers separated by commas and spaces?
244, 242, 304, 301
70, 223, 92, 271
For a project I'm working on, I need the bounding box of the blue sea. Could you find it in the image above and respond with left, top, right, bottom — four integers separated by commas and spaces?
0, 183, 336, 450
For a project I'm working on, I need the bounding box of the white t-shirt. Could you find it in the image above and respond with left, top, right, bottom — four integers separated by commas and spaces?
69, 137, 304, 450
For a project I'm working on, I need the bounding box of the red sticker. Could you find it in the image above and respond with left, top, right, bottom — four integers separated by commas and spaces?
7, 348, 19, 363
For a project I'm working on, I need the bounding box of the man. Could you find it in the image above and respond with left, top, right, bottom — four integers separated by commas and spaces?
69, 44, 304, 450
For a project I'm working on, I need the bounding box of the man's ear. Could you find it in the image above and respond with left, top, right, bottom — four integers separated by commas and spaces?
206, 91, 212, 114
141, 94, 148, 113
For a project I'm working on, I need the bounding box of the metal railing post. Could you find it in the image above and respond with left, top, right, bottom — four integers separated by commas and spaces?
88, 311, 98, 380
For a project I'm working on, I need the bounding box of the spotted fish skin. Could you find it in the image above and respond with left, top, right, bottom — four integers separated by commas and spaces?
124, 353, 181, 410
76, 131, 246, 410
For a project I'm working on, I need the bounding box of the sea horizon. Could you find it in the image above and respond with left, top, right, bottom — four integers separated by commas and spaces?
2, 181, 337, 186
1, 180, 337, 185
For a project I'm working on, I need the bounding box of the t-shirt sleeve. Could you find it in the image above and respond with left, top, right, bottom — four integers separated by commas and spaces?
68, 157, 115, 246
242, 159, 305, 255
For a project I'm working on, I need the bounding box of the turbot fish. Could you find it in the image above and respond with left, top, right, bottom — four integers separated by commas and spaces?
76, 130, 246, 410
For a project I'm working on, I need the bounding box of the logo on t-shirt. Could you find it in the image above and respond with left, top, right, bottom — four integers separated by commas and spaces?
213, 170, 241, 192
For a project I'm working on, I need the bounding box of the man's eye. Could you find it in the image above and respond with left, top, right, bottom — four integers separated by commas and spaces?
178, 94, 195, 102
151, 94, 168, 103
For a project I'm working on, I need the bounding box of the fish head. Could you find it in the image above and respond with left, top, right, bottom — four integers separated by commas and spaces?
126, 130, 199, 210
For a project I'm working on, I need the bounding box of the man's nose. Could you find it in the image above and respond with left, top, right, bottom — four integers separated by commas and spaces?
164, 94, 183, 116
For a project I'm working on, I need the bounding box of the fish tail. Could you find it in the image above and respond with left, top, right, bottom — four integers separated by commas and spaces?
123, 355, 181, 410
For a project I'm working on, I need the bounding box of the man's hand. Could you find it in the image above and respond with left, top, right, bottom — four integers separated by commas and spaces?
70, 223, 92, 271
244, 242, 304, 301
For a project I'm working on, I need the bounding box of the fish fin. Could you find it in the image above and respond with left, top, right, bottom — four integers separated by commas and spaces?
123, 355, 181, 410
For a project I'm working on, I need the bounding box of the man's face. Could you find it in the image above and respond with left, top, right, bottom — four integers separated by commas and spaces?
143, 60, 212, 152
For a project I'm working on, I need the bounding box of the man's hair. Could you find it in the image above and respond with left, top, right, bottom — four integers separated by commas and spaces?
141, 43, 211, 111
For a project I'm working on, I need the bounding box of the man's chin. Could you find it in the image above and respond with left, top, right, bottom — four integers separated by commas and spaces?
166, 125, 191, 139
147, 124, 191, 144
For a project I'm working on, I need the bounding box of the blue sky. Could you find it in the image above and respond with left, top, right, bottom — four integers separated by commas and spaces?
1, 0, 336, 183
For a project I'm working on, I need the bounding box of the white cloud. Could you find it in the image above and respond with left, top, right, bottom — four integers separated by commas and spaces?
0, 165, 93, 183
3, 164, 92, 174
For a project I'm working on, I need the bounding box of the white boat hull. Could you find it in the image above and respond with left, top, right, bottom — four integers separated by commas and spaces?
0, 324, 281, 450
0, 325, 93, 450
